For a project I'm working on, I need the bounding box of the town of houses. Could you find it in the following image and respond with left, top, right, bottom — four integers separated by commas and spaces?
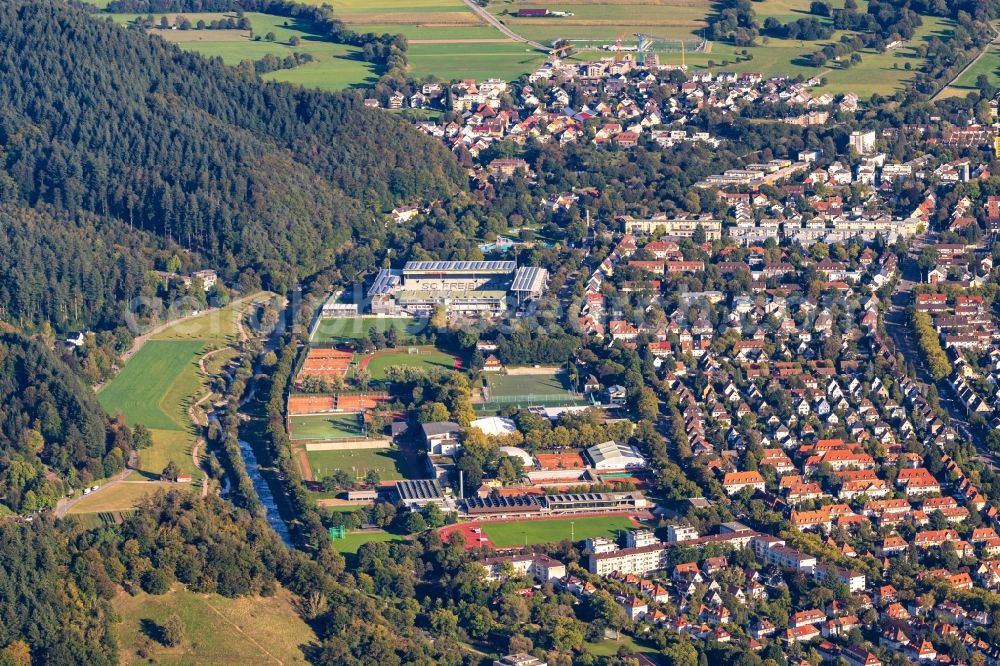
350, 46, 1000, 666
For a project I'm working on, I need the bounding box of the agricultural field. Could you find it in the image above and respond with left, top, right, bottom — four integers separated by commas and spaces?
482, 515, 637, 546
312, 315, 428, 343
67, 480, 181, 514
289, 413, 367, 441
362, 347, 460, 380
486, 0, 710, 46
305, 447, 412, 481
115, 586, 316, 665
329, 0, 480, 25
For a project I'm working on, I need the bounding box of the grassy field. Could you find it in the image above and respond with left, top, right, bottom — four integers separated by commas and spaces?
312, 315, 428, 343
99, 340, 206, 430
332, 529, 407, 555
364, 347, 458, 380
99, 298, 266, 492
106, 12, 379, 89
648, 9, 955, 97
487, 0, 711, 45
306, 447, 411, 480
585, 634, 659, 657
67, 480, 182, 514
290, 413, 366, 440
115, 586, 316, 665
484, 371, 586, 408
942, 44, 1000, 95
482, 515, 636, 546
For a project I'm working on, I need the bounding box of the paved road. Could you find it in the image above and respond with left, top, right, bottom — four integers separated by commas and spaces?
932, 23, 1000, 101
461, 0, 548, 50
883, 237, 989, 465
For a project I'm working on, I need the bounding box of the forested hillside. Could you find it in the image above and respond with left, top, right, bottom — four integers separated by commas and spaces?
0, 1, 464, 291
0, 333, 132, 513
0, 204, 159, 332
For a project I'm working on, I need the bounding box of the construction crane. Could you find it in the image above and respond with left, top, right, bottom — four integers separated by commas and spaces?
633, 33, 649, 66
614, 33, 627, 62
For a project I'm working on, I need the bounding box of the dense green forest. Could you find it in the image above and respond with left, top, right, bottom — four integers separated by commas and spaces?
0, 204, 158, 332
0, 1, 463, 292
0, 333, 131, 513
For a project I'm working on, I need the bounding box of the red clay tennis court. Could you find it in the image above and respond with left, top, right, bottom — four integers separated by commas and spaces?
288, 395, 336, 414
335, 393, 391, 411
299, 348, 353, 380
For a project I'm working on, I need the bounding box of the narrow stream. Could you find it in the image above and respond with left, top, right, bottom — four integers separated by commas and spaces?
209, 413, 291, 545
238, 437, 292, 545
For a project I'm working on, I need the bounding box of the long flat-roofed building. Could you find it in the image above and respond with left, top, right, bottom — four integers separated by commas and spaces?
368, 261, 547, 318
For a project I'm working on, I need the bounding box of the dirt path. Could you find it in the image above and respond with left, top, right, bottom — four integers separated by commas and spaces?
200, 596, 285, 665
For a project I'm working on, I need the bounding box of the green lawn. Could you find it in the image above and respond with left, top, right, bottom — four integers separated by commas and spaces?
364, 348, 458, 380
312, 316, 428, 343
946, 44, 1000, 92
115, 586, 316, 665
482, 515, 636, 546
332, 530, 407, 556
67, 480, 183, 514
290, 414, 366, 441
585, 634, 659, 658
141, 429, 201, 480
99, 340, 206, 430
306, 448, 411, 481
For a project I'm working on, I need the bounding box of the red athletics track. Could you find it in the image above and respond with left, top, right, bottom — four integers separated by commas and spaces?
438, 511, 651, 550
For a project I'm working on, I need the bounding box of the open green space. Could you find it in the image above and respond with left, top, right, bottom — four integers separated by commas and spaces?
332, 529, 407, 556
483, 371, 587, 408
99, 340, 206, 430
312, 315, 428, 343
945, 45, 1000, 93
68, 480, 183, 514
115, 585, 316, 665
106, 11, 379, 89
407, 41, 548, 80
306, 447, 411, 481
487, 0, 711, 44
585, 634, 659, 658
365, 347, 458, 380
290, 413, 366, 440
140, 429, 201, 480
482, 515, 636, 546
653, 13, 954, 97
